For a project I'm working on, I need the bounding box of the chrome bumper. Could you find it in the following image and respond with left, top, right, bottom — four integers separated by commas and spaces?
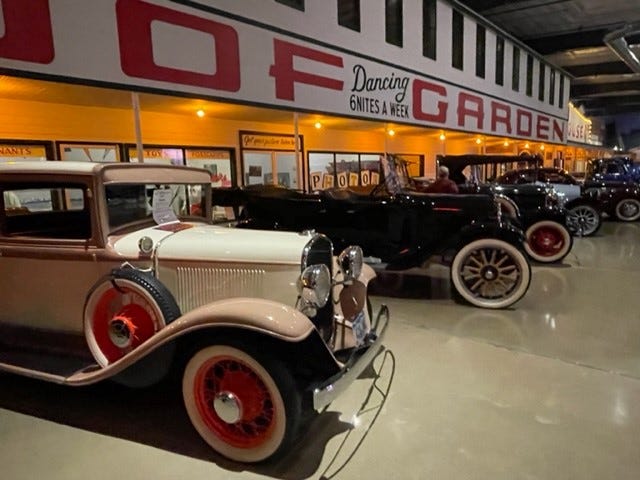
312, 304, 390, 411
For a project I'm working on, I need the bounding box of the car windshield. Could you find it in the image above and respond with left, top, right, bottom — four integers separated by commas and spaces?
105, 182, 208, 230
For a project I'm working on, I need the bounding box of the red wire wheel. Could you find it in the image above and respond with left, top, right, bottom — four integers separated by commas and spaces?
182, 344, 301, 463
524, 220, 572, 264
84, 269, 180, 366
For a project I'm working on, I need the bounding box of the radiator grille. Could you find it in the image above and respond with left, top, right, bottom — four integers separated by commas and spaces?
176, 266, 266, 312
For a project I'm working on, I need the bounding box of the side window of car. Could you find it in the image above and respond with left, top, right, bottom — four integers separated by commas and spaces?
1, 185, 91, 239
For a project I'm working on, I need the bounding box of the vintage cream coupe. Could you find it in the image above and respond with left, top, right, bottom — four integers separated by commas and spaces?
0, 161, 388, 463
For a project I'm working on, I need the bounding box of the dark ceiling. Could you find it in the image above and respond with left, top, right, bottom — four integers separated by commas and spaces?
456, 0, 640, 123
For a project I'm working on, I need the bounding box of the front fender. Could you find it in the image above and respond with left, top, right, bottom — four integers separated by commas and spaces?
456, 219, 525, 250
62, 298, 316, 386
522, 207, 568, 228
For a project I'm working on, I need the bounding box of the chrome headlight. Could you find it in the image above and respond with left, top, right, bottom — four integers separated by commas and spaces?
338, 245, 363, 282
297, 264, 331, 309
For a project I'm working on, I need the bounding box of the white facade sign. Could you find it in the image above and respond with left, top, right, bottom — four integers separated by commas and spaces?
567, 104, 591, 144
0, 0, 566, 142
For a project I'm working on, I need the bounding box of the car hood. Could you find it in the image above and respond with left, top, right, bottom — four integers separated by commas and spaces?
111, 222, 315, 265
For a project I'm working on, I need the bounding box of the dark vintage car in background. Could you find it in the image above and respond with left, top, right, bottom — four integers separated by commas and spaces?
437, 154, 603, 237
213, 155, 532, 310
435, 155, 575, 263
496, 165, 640, 223
585, 156, 640, 184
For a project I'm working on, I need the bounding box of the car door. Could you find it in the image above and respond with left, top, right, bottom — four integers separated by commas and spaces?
0, 181, 103, 335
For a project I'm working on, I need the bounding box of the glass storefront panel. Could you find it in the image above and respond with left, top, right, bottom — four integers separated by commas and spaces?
360, 154, 381, 186
243, 151, 272, 185
0, 144, 48, 163
274, 152, 298, 188
60, 143, 119, 162
309, 152, 335, 191
128, 147, 184, 165
185, 149, 233, 187
335, 153, 359, 188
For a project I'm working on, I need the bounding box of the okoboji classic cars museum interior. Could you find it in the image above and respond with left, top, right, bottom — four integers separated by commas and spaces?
1, 1, 640, 479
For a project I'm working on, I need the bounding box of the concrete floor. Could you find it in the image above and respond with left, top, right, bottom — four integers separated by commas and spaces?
1, 221, 639, 479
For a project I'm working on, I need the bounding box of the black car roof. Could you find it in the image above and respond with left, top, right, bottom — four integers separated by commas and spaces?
438, 154, 542, 176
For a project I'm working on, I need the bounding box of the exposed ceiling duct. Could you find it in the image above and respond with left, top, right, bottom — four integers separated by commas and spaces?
604, 22, 640, 74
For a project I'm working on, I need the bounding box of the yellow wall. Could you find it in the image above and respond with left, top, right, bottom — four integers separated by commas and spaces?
0, 97, 480, 179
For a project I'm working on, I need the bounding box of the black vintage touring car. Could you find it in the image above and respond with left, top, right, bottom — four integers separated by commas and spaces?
213, 155, 532, 310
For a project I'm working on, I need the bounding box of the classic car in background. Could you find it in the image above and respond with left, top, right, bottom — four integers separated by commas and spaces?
585, 156, 640, 184
0, 161, 389, 463
437, 154, 603, 237
436, 155, 574, 263
213, 155, 532, 310
497, 165, 640, 223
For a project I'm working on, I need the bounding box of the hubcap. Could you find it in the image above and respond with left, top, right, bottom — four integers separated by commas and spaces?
621, 202, 639, 218
530, 227, 563, 256
214, 392, 242, 424
108, 317, 133, 348
481, 266, 498, 280
459, 248, 521, 300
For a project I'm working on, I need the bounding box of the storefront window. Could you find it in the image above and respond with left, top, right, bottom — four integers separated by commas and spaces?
0, 144, 48, 163
60, 143, 119, 162
128, 147, 184, 165
360, 154, 381, 186
309, 153, 335, 191
185, 149, 233, 187
307, 152, 395, 191
335, 153, 359, 189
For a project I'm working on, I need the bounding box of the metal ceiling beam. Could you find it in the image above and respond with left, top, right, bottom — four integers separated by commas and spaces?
582, 103, 640, 116
563, 61, 632, 76
571, 80, 640, 96
575, 95, 640, 107
604, 22, 640, 73
525, 29, 611, 55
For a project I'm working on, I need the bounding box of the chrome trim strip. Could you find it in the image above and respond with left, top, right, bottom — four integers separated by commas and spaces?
312, 304, 390, 411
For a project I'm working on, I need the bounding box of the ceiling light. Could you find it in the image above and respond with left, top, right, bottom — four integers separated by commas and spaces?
439, 133, 446, 141
503, 140, 509, 147
388, 129, 395, 136
196, 109, 205, 117
314, 121, 322, 129
524, 143, 530, 149
475, 138, 482, 144
540, 144, 545, 151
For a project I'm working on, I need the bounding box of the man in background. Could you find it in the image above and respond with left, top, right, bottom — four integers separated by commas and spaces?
424, 165, 459, 193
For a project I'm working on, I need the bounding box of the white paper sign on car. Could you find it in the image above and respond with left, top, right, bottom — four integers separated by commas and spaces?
152, 189, 178, 225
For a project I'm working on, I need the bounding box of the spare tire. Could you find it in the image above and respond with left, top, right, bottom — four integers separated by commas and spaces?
84, 268, 181, 366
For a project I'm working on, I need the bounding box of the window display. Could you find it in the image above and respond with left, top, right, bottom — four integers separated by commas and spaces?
128, 147, 184, 165
185, 149, 233, 187
0, 144, 48, 163
60, 143, 119, 162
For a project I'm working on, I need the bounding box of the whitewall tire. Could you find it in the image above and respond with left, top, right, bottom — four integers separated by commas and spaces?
451, 238, 531, 309
182, 344, 301, 463
614, 198, 640, 222
523, 220, 573, 263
